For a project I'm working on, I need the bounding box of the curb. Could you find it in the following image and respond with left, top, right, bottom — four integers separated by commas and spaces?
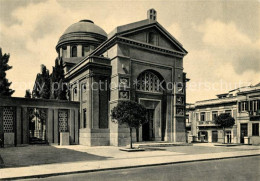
1, 154, 260, 180
0, 155, 4, 168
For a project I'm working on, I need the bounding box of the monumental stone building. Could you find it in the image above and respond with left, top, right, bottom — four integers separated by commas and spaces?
186, 84, 260, 145
0, 9, 188, 147
56, 9, 188, 146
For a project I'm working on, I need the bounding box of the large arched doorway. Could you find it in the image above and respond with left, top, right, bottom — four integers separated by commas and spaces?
135, 70, 166, 142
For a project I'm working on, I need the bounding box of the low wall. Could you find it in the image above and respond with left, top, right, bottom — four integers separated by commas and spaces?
250, 136, 260, 145
79, 128, 110, 146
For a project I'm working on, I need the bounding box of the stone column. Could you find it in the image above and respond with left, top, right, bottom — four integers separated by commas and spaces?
53, 109, 59, 144
22, 107, 29, 144
92, 77, 99, 129
77, 45, 82, 57
69, 109, 75, 144
47, 109, 54, 144
74, 109, 79, 144
16, 107, 22, 145
207, 130, 212, 142
67, 45, 71, 58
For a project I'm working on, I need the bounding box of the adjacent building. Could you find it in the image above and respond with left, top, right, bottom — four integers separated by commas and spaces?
186, 84, 260, 144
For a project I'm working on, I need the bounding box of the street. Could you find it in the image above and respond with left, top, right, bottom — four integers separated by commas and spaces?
31, 155, 260, 181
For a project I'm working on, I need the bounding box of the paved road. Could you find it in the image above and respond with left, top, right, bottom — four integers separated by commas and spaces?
30, 156, 260, 181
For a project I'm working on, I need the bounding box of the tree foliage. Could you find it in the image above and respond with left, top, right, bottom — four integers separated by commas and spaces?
111, 100, 147, 148
0, 48, 15, 96
32, 64, 50, 99
215, 113, 235, 128
215, 113, 235, 144
50, 58, 67, 100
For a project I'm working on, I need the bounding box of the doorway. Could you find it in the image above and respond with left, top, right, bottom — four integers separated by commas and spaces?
28, 108, 47, 144
226, 131, 232, 143
212, 131, 218, 142
240, 123, 248, 144
142, 109, 155, 141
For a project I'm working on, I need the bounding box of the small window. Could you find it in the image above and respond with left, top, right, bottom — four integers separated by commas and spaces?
252, 123, 259, 136
83, 109, 87, 128
200, 112, 205, 122
212, 111, 218, 121
148, 32, 157, 45
72, 46, 77, 57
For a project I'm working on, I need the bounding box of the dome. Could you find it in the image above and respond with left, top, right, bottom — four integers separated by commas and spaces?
56, 20, 107, 51
63, 20, 107, 37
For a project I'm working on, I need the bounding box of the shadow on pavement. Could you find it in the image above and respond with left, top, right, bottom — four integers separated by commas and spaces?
0, 145, 111, 168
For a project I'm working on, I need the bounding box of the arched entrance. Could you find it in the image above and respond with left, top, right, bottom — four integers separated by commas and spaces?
135, 70, 166, 142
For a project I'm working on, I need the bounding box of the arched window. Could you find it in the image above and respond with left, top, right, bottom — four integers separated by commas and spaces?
72, 46, 77, 57
136, 71, 163, 93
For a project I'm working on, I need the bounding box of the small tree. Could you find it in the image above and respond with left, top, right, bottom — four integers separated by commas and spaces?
0, 48, 15, 96
215, 113, 235, 144
111, 100, 147, 149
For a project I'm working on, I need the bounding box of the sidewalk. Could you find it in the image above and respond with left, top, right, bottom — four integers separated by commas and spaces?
0, 145, 259, 180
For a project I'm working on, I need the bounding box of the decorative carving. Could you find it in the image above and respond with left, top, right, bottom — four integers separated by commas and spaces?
58, 110, 68, 132
177, 108, 184, 116
3, 107, 14, 133
119, 91, 129, 99
119, 77, 129, 87
176, 96, 184, 105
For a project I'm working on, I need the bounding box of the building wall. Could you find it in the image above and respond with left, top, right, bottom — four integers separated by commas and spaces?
106, 41, 185, 146
0, 97, 80, 147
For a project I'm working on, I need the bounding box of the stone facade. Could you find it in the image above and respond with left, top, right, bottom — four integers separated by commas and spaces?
60, 9, 188, 146
186, 84, 260, 145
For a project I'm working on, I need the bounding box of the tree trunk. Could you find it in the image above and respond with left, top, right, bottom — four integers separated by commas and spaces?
130, 127, 133, 149
223, 127, 225, 144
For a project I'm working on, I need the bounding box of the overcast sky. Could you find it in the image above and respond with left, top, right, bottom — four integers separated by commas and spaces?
0, 0, 259, 103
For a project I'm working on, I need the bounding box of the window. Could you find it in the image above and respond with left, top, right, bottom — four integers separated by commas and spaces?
82, 83, 87, 101
225, 110, 232, 116
147, 32, 157, 45
73, 87, 78, 101
252, 123, 259, 136
82, 46, 90, 57
241, 102, 248, 112
72, 46, 77, 57
62, 46, 67, 58
83, 109, 87, 128
136, 71, 163, 93
200, 112, 205, 122
212, 111, 218, 121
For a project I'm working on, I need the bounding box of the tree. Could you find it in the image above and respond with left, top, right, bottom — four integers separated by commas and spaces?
111, 100, 147, 148
215, 113, 235, 144
32, 65, 51, 99
25, 89, 32, 98
50, 58, 67, 100
0, 48, 15, 96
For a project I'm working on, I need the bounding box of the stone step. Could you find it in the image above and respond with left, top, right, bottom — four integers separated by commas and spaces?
128, 142, 192, 148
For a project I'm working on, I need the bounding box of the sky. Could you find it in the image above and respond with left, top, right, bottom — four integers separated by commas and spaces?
0, 0, 259, 103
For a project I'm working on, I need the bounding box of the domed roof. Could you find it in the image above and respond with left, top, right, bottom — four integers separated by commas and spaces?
56, 20, 107, 50
63, 20, 107, 37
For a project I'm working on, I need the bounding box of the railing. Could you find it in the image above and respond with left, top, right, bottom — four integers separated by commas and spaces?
198, 120, 216, 126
